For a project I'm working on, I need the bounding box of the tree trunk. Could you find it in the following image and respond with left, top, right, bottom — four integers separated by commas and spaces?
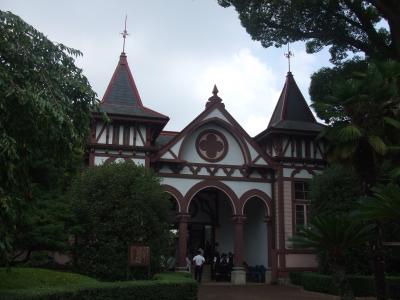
331, 263, 355, 300
373, 223, 387, 300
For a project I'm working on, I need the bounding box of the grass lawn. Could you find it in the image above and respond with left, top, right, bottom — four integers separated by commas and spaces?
0, 267, 98, 290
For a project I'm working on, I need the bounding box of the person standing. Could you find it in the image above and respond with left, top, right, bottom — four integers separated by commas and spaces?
193, 250, 205, 283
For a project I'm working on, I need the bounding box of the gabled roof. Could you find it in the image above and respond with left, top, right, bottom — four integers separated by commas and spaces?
153, 86, 276, 169
268, 72, 323, 131
99, 53, 169, 121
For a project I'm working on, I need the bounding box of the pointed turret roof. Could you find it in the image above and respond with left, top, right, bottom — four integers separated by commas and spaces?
99, 53, 169, 121
267, 72, 323, 132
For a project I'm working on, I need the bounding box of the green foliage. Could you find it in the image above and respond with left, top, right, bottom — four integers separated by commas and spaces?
217, 1, 399, 63
0, 267, 97, 290
0, 10, 97, 262
0, 270, 197, 300
311, 165, 361, 217
70, 162, 171, 281
359, 183, 400, 222
314, 60, 400, 187
290, 272, 400, 299
293, 215, 372, 264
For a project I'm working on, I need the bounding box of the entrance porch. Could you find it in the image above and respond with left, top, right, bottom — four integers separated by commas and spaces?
167, 185, 273, 284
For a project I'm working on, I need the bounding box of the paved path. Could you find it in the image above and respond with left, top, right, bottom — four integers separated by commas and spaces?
198, 284, 373, 300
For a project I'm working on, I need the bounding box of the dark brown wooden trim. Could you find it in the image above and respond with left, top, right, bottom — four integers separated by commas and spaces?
93, 153, 146, 159
96, 123, 107, 142
88, 143, 157, 152
157, 172, 273, 183
184, 180, 239, 214
137, 125, 146, 146
161, 185, 184, 213
195, 129, 229, 163
239, 189, 273, 216
176, 117, 251, 164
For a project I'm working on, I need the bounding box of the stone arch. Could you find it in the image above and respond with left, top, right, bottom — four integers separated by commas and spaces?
239, 189, 273, 217
177, 117, 251, 164
184, 180, 239, 214
162, 184, 183, 213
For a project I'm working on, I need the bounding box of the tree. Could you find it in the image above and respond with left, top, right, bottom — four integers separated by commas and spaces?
311, 165, 362, 217
312, 60, 400, 300
310, 165, 371, 275
314, 60, 400, 189
70, 162, 172, 281
0, 10, 97, 262
293, 215, 373, 300
217, 0, 400, 63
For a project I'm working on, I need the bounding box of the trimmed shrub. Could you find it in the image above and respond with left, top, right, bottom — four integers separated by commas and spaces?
290, 272, 400, 299
70, 162, 172, 280
288, 272, 303, 286
0, 273, 197, 300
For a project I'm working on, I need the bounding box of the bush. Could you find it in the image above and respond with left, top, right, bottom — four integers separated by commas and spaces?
70, 162, 172, 281
288, 272, 303, 286
0, 272, 197, 300
0, 267, 97, 290
290, 272, 400, 299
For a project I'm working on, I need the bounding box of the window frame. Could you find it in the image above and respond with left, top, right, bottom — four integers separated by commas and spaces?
293, 180, 311, 233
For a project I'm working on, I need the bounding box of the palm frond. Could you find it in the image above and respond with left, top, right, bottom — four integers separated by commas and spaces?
367, 135, 387, 155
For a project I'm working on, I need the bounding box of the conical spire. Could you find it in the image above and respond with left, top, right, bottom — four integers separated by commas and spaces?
100, 53, 168, 120
268, 72, 319, 130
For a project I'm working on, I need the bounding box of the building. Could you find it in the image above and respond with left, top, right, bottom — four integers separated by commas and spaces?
87, 50, 326, 283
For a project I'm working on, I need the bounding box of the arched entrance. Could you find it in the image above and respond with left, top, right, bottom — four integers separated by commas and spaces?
187, 187, 235, 262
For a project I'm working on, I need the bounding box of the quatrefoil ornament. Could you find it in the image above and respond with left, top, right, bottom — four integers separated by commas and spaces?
196, 130, 228, 162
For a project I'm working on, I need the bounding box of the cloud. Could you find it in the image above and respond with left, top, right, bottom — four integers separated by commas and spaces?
194, 48, 281, 136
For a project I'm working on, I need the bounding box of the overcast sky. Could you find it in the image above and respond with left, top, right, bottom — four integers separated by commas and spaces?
2, 0, 333, 136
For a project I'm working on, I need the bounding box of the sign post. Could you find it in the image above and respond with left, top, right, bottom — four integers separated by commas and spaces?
128, 244, 151, 279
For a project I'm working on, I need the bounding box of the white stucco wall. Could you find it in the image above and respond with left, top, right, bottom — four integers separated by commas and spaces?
179, 124, 245, 165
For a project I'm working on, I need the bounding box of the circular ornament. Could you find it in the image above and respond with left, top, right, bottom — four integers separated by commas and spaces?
195, 129, 228, 162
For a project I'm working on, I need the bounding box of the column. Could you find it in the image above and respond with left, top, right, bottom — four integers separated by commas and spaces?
264, 216, 273, 284
231, 215, 246, 284
177, 213, 190, 271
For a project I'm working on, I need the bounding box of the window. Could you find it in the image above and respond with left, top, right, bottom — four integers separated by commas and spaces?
295, 204, 310, 232
294, 181, 310, 200
294, 181, 311, 232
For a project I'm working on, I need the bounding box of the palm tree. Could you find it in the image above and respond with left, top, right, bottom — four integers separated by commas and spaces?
293, 215, 373, 300
358, 184, 400, 223
313, 60, 400, 300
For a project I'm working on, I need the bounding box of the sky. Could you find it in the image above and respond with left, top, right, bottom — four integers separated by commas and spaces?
2, 0, 333, 136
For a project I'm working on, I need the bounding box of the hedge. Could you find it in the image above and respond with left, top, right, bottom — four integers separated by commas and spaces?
0, 273, 198, 300
290, 272, 400, 299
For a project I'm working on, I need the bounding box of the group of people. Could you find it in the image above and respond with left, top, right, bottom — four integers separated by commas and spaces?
188, 244, 235, 283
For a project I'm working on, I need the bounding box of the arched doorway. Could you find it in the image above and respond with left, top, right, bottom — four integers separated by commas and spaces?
187, 187, 235, 262
243, 196, 270, 280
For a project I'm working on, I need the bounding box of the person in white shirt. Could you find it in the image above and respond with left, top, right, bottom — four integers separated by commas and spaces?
192, 250, 205, 283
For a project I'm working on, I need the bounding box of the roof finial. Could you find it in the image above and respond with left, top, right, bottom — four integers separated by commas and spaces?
212, 84, 219, 96
121, 15, 129, 54
284, 43, 294, 73
206, 84, 223, 108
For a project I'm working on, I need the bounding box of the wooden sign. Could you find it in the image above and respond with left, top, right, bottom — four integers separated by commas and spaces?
128, 245, 150, 266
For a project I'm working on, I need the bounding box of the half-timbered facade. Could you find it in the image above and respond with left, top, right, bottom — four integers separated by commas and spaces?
87, 52, 326, 284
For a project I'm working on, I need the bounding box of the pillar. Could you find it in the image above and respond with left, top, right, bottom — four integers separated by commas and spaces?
177, 213, 190, 271
231, 215, 246, 284
264, 216, 273, 284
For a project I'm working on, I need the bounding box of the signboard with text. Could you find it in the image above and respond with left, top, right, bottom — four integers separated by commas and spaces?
128, 245, 150, 266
